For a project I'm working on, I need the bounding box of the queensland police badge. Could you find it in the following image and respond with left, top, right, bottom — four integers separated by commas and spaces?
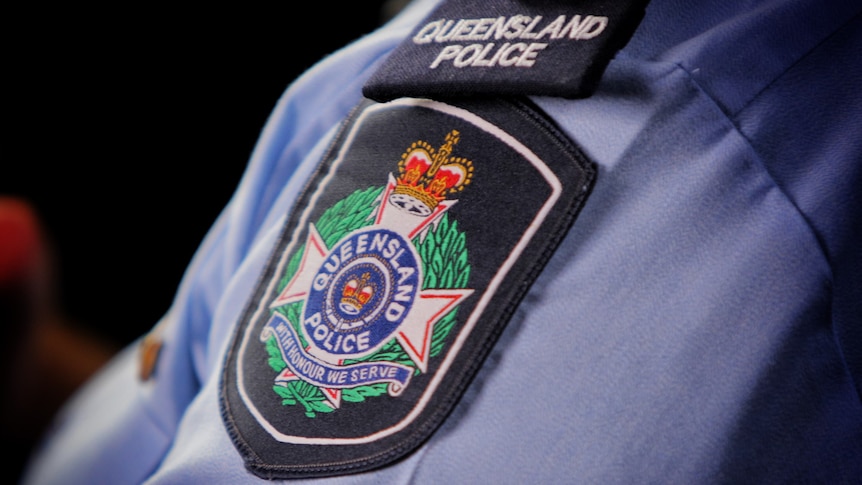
221, 97, 596, 478
264, 128, 474, 411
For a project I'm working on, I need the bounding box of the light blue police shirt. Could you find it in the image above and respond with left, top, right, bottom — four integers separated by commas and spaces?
22, 0, 861, 483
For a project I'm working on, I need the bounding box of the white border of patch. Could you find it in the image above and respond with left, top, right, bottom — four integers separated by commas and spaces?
236, 98, 562, 445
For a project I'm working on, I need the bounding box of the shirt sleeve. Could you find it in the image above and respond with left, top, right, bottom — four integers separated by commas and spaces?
19, 3, 438, 484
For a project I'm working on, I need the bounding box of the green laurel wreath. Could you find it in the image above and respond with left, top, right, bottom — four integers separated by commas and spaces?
266, 186, 471, 417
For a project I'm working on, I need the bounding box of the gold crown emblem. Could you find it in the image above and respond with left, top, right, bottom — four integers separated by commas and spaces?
390, 130, 474, 216
339, 272, 375, 315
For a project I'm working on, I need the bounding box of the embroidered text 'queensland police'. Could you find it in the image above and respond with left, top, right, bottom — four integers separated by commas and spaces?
413, 15, 609, 69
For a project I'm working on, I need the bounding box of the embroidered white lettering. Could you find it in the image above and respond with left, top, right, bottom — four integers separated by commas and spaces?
468, 18, 497, 41
429, 42, 549, 69
519, 16, 543, 39
515, 42, 547, 66
415, 14, 608, 69
562, 15, 608, 40
430, 45, 461, 68
414, 19, 443, 44
450, 19, 479, 42
536, 15, 566, 40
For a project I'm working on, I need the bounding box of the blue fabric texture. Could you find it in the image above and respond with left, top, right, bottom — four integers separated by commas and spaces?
21, 0, 861, 483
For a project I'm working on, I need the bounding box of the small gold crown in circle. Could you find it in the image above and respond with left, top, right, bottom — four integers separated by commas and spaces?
340, 272, 374, 314
391, 130, 474, 214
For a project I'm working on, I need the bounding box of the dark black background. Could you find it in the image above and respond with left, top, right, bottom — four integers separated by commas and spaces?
4, 3, 396, 349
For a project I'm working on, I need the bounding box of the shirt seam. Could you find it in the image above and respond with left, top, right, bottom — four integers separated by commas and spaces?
671, 61, 833, 275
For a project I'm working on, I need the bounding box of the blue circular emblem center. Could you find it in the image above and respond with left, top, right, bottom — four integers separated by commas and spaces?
303, 228, 419, 359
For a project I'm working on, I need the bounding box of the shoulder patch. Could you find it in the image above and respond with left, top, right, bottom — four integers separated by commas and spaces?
363, 0, 649, 102
220, 96, 596, 479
